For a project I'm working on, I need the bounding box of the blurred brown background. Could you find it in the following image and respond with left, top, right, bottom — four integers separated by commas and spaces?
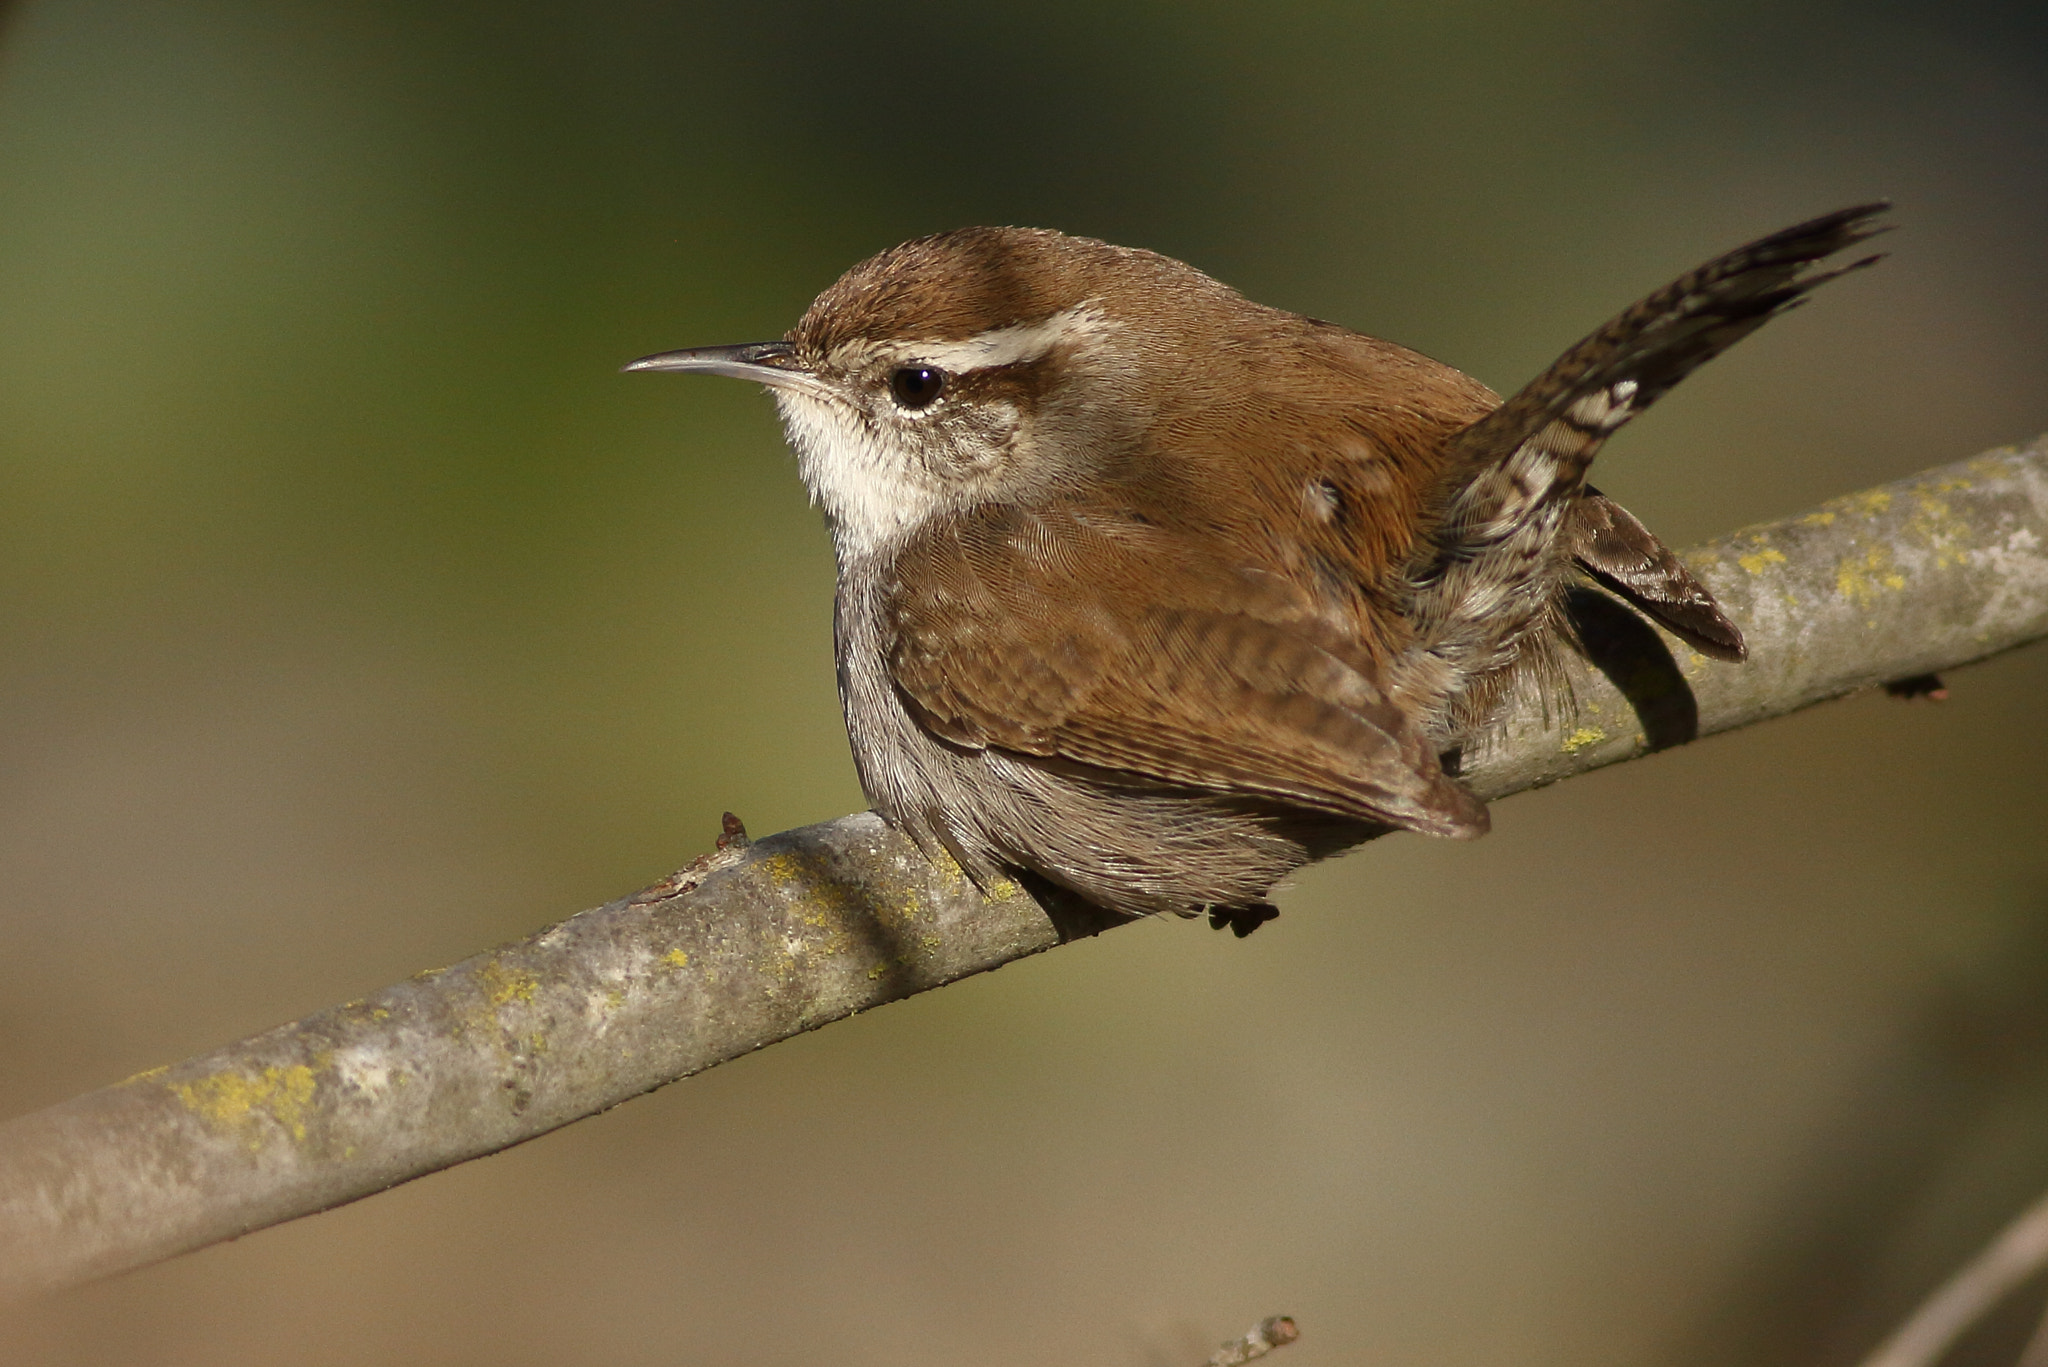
1, 2, 2046, 1364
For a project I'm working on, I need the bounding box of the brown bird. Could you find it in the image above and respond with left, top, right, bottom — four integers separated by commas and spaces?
628, 205, 1887, 934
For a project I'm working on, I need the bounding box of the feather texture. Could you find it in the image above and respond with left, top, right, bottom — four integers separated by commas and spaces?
638, 207, 1887, 925
1407, 203, 1886, 716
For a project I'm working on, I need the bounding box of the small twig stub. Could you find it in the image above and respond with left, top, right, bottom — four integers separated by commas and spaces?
1205, 1315, 1299, 1367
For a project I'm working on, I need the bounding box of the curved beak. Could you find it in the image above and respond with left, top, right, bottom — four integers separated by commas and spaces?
621, 340, 814, 391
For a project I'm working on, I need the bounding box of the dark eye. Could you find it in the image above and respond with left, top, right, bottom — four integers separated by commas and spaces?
889, 365, 947, 408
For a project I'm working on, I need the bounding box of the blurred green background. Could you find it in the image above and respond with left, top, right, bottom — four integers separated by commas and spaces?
1, 2, 2046, 1364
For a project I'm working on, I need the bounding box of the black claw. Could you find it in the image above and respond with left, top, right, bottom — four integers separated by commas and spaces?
1884, 673, 1949, 701
1209, 902, 1281, 937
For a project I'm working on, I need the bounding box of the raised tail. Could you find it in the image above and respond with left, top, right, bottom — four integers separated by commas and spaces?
1406, 202, 1889, 685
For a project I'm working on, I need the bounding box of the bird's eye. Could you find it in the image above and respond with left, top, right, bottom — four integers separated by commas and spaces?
889, 365, 947, 408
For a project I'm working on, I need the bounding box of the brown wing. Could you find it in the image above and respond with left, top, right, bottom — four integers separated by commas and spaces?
1573, 487, 1746, 661
883, 501, 1489, 839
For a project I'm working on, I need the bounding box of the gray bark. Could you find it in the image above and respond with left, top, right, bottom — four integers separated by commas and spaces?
4, 438, 2047, 1302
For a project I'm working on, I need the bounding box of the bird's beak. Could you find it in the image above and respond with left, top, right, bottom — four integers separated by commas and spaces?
621, 340, 816, 392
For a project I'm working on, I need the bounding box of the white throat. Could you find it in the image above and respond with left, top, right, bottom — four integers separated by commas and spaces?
770, 304, 1120, 562
773, 389, 947, 561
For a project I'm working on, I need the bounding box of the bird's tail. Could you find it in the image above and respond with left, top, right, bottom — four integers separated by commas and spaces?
1406, 202, 1890, 685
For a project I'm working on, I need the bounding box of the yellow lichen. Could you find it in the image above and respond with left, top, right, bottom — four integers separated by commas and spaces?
174, 1061, 323, 1150
1738, 547, 1787, 574
756, 847, 942, 959
1908, 489, 1973, 570
1801, 510, 1837, 527
1854, 489, 1894, 514
1836, 547, 1907, 605
662, 948, 690, 969
478, 959, 538, 1008
759, 852, 804, 885
1561, 726, 1606, 754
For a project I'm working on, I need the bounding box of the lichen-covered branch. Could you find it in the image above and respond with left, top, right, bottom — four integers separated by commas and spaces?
3, 439, 2046, 1302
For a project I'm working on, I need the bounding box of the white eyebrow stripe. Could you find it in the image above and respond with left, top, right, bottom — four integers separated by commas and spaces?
897, 301, 1116, 374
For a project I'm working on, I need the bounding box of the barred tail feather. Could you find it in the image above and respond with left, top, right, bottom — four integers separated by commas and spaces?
1407, 202, 1889, 680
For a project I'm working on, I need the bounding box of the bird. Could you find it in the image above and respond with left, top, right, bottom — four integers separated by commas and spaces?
627, 203, 1888, 935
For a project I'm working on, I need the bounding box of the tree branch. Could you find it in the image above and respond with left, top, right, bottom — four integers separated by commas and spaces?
4, 438, 2047, 1302
1853, 1186, 2048, 1367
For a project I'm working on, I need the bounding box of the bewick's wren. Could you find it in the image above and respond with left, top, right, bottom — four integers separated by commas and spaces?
629, 204, 1886, 934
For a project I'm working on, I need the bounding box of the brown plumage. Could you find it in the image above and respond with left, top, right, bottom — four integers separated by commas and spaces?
628, 204, 1888, 933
